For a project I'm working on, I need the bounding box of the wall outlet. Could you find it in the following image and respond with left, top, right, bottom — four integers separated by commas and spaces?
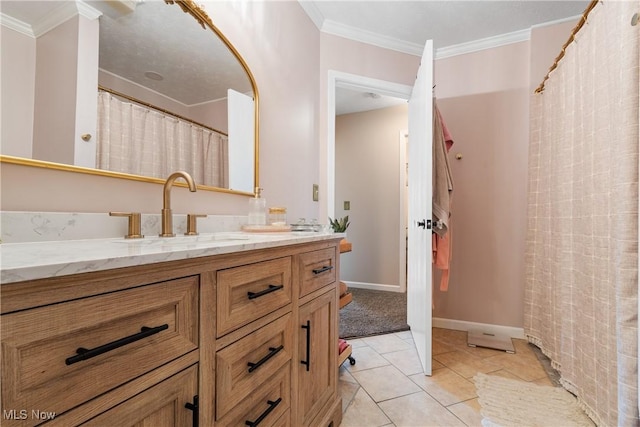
344, 201, 350, 210
312, 184, 319, 201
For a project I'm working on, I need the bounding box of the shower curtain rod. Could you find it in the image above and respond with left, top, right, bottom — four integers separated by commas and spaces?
534, 0, 599, 94
98, 85, 228, 137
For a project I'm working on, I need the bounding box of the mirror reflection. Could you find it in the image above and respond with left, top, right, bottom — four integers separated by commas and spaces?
0, 0, 258, 194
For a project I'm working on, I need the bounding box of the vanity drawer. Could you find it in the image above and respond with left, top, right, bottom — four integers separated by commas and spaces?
216, 313, 293, 419
1, 276, 198, 425
82, 364, 198, 427
298, 247, 337, 298
216, 362, 291, 426
217, 256, 292, 336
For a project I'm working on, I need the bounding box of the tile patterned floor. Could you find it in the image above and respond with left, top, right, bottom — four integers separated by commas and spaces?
339, 328, 554, 427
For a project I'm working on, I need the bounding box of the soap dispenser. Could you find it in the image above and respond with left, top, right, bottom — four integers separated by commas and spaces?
248, 187, 267, 225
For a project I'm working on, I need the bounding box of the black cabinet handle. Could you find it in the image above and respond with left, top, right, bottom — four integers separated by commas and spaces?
300, 320, 311, 372
185, 395, 199, 427
312, 265, 333, 275
244, 397, 282, 426
65, 324, 169, 365
248, 345, 284, 373
247, 284, 284, 300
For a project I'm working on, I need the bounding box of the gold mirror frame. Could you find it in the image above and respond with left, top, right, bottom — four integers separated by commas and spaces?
1, 0, 259, 196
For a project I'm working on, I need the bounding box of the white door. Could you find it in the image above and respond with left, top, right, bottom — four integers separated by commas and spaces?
227, 89, 255, 193
407, 40, 433, 375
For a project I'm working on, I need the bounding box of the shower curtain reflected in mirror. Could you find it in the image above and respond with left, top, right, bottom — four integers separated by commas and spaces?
524, 2, 639, 425
96, 91, 228, 187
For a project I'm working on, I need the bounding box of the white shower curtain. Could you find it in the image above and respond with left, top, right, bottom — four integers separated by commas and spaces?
524, 1, 639, 425
96, 91, 229, 187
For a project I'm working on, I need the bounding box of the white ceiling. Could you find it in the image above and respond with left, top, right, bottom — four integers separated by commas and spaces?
299, 0, 590, 114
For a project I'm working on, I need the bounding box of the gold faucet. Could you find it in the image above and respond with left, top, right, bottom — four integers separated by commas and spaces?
160, 171, 197, 237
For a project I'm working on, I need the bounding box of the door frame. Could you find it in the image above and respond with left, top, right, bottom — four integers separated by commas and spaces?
399, 130, 409, 292
326, 70, 413, 221
326, 71, 412, 293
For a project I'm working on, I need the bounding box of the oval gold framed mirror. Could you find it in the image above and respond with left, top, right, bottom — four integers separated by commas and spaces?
1, 0, 259, 195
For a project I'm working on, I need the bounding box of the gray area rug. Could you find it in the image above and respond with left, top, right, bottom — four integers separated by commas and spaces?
339, 288, 409, 339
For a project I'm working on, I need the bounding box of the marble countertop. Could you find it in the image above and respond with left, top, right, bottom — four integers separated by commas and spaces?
1, 231, 344, 284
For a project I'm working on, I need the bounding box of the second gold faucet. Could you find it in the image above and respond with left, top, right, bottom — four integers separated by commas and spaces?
160, 171, 197, 237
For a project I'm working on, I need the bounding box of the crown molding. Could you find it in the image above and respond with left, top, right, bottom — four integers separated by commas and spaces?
435, 28, 531, 59
1, 1, 101, 38
0, 13, 32, 37
322, 17, 532, 59
434, 14, 580, 60
322, 19, 424, 56
301, 1, 582, 60
531, 13, 581, 29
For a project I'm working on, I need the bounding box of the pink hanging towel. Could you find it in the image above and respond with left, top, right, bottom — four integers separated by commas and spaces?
433, 215, 452, 291
432, 101, 454, 291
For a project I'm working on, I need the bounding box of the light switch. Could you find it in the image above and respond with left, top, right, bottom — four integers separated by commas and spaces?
313, 184, 319, 201
344, 201, 350, 210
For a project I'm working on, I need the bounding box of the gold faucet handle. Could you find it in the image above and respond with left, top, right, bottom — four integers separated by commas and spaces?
109, 212, 144, 239
185, 214, 206, 236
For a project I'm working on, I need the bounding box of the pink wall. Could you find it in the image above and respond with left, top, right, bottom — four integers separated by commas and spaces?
530, 20, 578, 90
1, 27, 35, 158
432, 41, 531, 328
432, 20, 577, 328
335, 105, 408, 287
203, 1, 323, 219
32, 17, 79, 165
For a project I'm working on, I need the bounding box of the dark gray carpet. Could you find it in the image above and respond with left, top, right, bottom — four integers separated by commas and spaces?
339, 288, 409, 339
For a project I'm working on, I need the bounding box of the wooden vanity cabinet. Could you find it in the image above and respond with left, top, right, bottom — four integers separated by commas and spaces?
297, 290, 339, 427
0, 237, 343, 427
294, 246, 342, 427
1, 268, 202, 427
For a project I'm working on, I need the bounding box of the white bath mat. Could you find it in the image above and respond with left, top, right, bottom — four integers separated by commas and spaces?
474, 373, 595, 427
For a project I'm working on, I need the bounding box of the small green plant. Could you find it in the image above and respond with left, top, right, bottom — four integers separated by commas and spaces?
328, 216, 350, 232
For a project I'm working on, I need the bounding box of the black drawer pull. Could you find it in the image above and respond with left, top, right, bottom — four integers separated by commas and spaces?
248, 345, 284, 373
247, 284, 284, 300
65, 324, 169, 366
300, 320, 311, 371
245, 397, 282, 426
312, 265, 333, 275
185, 395, 199, 427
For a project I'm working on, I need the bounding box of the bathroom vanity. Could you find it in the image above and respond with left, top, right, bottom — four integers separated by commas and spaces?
1, 232, 343, 427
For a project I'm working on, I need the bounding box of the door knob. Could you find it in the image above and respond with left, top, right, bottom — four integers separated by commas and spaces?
417, 219, 432, 229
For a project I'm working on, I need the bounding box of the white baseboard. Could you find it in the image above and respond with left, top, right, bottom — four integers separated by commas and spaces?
341, 284, 526, 339
433, 317, 525, 339
343, 281, 404, 293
